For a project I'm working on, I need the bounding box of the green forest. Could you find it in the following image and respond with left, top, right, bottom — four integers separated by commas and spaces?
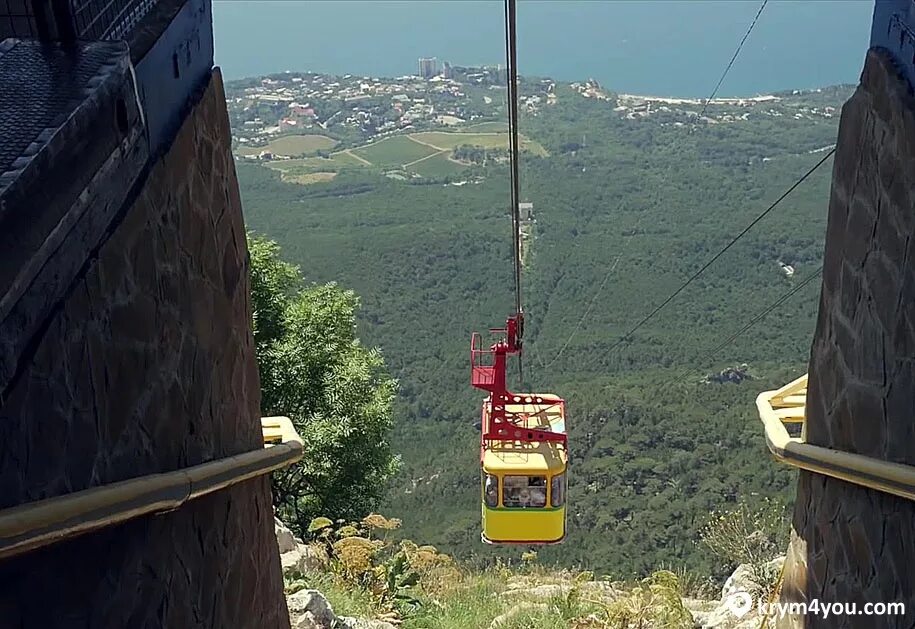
236, 77, 851, 581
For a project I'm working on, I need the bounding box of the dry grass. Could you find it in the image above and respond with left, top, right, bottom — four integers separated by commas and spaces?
281, 171, 338, 185
238, 134, 337, 157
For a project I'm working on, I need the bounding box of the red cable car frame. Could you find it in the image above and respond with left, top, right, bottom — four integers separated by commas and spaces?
471, 315, 567, 449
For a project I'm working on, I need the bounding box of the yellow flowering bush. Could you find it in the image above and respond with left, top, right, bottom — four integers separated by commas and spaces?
303, 513, 461, 618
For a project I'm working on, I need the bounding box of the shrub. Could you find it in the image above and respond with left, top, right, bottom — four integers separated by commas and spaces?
303, 514, 460, 621
698, 497, 788, 568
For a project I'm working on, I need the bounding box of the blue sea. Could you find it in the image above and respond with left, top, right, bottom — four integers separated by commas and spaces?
213, 1, 873, 97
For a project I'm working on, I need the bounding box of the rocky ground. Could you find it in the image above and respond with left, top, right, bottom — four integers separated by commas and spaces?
276, 518, 397, 629
285, 589, 396, 629
686, 557, 785, 629
274, 518, 783, 629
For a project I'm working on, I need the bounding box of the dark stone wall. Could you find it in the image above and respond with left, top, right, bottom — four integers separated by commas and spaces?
0, 68, 289, 628
778, 48, 915, 628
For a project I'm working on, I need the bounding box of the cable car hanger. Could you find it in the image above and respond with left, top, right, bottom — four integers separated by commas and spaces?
470, 0, 569, 546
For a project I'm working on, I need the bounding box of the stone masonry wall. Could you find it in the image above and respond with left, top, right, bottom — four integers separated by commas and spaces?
777, 48, 915, 628
0, 68, 290, 628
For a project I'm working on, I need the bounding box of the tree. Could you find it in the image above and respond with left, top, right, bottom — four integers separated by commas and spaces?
248, 234, 399, 534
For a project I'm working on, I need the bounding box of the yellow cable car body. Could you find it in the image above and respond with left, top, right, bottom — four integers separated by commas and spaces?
480, 397, 567, 545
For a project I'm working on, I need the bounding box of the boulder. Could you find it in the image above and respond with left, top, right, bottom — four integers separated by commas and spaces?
693, 601, 749, 628
286, 589, 336, 628
489, 602, 549, 628
275, 517, 301, 554
285, 587, 394, 629
292, 612, 323, 629
720, 556, 785, 600
720, 564, 757, 601
691, 557, 785, 628
281, 545, 327, 575
500, 583, 572, 600
682, 597, 718, 615
501, 580, 621, 604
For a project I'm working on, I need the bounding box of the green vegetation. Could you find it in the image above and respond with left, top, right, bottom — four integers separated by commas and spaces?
282, 171, 338, 185
327, 151, 370, 167
460, 121, 510, 133
352, 136, 440, 168
238, 78, 851, 579
261, 153, 369, 184
411, 130, 548, 156
453, 144, 508, 165
238, 133, 338, 157
289, 513, 696, 629
248, 235, 399, 534
407, 152, 464, 178
411, 131, 508, 150
699, 496, 788, 601
252, 129, 545, 185
269, 155, 353, 171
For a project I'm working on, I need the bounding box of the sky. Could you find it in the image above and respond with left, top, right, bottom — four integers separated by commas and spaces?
213, 1, 874, 96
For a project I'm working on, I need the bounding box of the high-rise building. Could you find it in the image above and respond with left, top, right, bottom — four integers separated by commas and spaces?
418, 57, 438, 79
442, 61, 453, 79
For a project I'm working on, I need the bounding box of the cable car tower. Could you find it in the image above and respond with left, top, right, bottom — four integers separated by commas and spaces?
470, 0, 568, 545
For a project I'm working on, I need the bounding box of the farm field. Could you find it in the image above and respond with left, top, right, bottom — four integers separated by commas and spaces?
351, 136, 438, 167
329, 150, 371, 167
458, 121, 509, 133
409, 131, 547, 156
406, 152, 464, 178
265, 155, 357, 184
237, 134, 337, 157
268, 157, 334, 171
281, 171, 337, 185
269, 152, 364, 170
256, 129, 547, 184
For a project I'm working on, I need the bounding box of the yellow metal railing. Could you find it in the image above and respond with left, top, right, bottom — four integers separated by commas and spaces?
0, 416, 302, 561
758, 375, 915, 500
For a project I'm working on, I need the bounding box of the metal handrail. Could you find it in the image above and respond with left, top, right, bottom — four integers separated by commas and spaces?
757, 375, 915, 501
0, 416, 302, 561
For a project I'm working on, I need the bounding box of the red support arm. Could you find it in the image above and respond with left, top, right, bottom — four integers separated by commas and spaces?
471, 315, 567, 448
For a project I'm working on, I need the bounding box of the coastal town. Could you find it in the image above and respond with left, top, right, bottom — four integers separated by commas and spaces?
225, 59, 553, 155
223, 58, 850, 184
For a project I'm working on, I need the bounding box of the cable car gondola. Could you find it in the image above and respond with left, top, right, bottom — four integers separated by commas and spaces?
469, 0, 567, 545
471, 315, 568, 544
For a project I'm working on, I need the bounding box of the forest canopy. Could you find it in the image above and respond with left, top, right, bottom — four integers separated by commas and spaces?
248, 234, 399, 535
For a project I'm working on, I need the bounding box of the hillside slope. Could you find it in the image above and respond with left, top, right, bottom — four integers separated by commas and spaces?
236, 73, 850, 578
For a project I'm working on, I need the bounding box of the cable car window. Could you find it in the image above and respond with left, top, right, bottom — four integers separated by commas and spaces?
502, 475, 547, 508
484, 474, 499, 508
551, 474, 565, 507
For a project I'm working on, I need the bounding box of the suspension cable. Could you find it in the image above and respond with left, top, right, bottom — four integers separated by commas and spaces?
529, 0, 769, 371
679, 266, 823, 383
503, 0, 525, 383
606, 147, 835, 353
697, 0, 769, 122
603, 0, 778, 352
538, 201, 643, 371
505, 0, 523, 318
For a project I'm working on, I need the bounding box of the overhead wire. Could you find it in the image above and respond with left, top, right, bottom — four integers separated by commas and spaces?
528, 0, 772, 372
504, 0, 523, 318
677, 266, 824, 384
696, 0, 769, 122
605, 147, 835, 354
601, 0, 779, 353
503, 0, 526, 383
556, 267, 822, 420
537, 202, 644, 371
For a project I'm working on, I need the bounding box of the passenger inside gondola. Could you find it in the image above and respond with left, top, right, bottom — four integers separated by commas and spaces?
503, 475, 547, 508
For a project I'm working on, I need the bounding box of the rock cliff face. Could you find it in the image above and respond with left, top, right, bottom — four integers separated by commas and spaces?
0, 69, 289, 628
778, 48, 915, 628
